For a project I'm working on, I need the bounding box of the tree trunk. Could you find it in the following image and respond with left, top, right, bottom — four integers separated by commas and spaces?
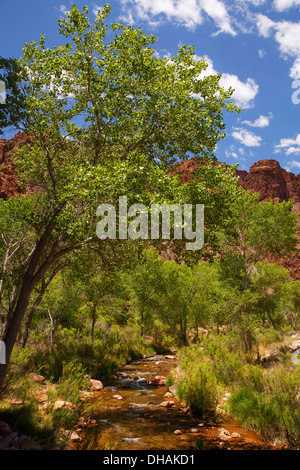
91, 302, 96, 342
180, 318, 188, 346
21, 266, 63, 348
242, 260, 253, 353
20, 288, 45, 348
140, 305, 144, 337
246, 328, 253, 353
0, 206, 94, 389
0, 278, 34, 387
266, 311, 277, 330
0, 213, 60, 388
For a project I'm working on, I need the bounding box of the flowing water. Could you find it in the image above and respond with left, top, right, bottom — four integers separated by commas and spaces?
72, 355, 276, 451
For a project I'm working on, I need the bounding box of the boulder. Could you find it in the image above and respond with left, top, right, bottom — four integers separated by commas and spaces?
219, 432, 231, 442
53, 400, 73, 410
65, 431, 81, 442
30, 373, 45, 383
219, 428, 230, 436
0, 421, 12, 435
168, 384, 177, 395
219, 428, 231, 442
289, 341, 300, 352
160, 401, 175, 407
147, 375, 166, 386
89, 378, 103, 390
113, 394, 123, 400
69, 431, 81, 442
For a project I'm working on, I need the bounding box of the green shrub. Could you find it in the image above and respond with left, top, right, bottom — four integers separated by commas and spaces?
177, 345, 220, 418
229, 367, 300, 448
57, 360, 89, 405
165, 375, 175, 387
51, 407, 79, 430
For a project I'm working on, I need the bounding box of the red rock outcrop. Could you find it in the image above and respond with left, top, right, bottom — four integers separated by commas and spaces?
0, 131, 33, 199
173, 156, 300, 210
241, 159, 300, 213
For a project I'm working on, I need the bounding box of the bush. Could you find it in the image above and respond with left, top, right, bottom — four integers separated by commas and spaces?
177, 345, 220, 418
57, 360, 89, 405
229, 367, 300, 448
199, 335, 246, 386
51, 407, 79, 431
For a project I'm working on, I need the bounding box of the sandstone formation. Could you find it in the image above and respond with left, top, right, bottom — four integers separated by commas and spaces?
0, 131, 33, 199
173, 156, 300, 212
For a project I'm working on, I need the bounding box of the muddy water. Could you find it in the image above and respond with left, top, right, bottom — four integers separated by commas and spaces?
73, 355, 276, 451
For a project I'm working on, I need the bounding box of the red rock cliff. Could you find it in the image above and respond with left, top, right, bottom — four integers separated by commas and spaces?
174, 156, 300, 210
0, 132, 33, 199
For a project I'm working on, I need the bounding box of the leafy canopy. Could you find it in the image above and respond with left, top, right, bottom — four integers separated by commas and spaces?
20, 3, 238, 168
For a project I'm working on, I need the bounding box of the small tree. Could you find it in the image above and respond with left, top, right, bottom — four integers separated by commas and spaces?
220, 190, 298, 351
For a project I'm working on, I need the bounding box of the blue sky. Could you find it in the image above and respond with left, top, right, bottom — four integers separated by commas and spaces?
1, 0, 300, 172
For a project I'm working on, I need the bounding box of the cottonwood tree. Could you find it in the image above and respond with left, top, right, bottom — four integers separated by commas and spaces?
127, 248, 165, 336
219, 190, 298, 351
0, 4, 238, 388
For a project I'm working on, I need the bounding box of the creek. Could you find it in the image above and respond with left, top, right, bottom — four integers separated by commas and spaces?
72, 354, 276, 451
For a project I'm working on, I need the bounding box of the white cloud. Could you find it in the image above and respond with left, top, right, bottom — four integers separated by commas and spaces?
220, 74, 259, 109
244, 0, 266, 4
276, 135, 300, 148
58, 4, 69, 16
225, 144, 246, 161
197, 56, 259, 109
200, 0, 236, 36
273, 0, 300, 11
92, 4, 103, 16
256, 15, 300, 80
119, 9, 135, 24
274, 21, 300, 58
120, 0, 202, 29
256, 17, 300, 59
258, 48, 266, 58
287, 159, 300, 169
275, 134, 300, 155
290, 58, 300, 78
256, 14, 275, 37
242, 112, 273, 127
286, 147, 300, 155
120, 0, 236, 34
232, 127, 263, 146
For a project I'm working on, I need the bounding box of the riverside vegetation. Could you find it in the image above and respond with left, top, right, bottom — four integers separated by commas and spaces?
0, 4, 299, 450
